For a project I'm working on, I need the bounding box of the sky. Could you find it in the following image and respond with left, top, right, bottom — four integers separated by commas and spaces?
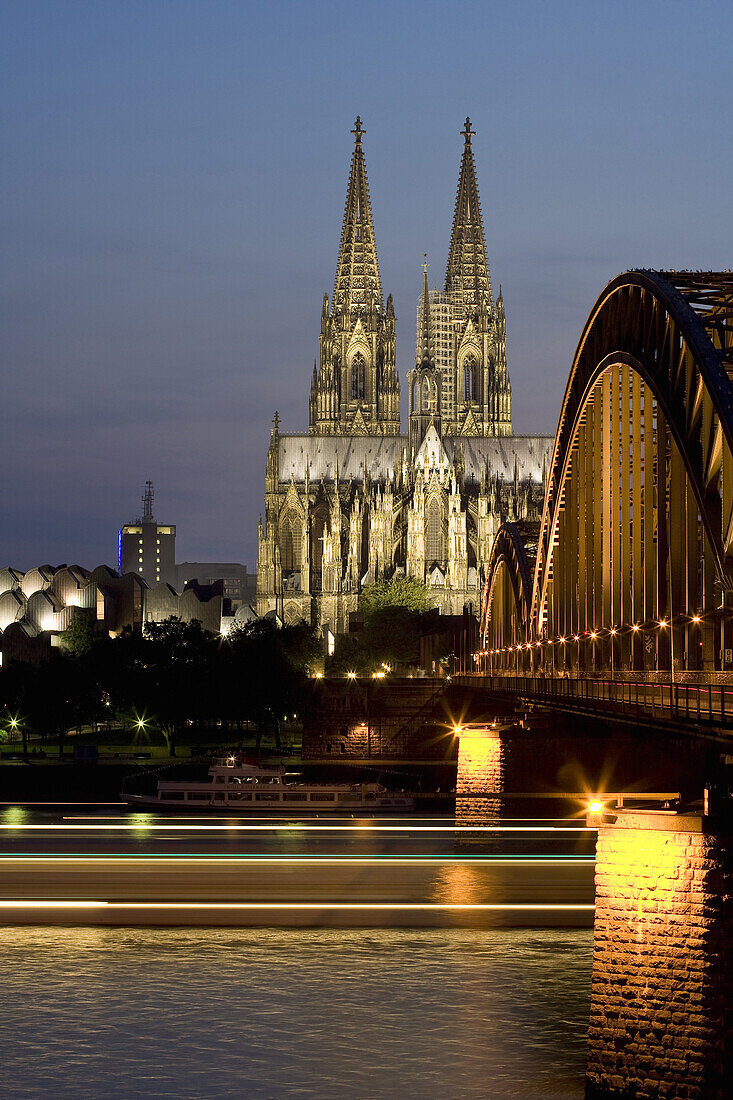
2, 0, 732, 570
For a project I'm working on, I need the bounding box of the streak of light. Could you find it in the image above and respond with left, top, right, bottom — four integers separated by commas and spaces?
0, 855, 595, 865
62, 815, 583, 823
0, 899, 596, 912
0, 824, 596, 833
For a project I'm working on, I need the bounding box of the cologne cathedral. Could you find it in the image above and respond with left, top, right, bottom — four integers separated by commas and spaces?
257, 118, 552, 632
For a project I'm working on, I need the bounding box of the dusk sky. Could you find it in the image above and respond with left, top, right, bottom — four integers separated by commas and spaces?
3, 0, 732, 570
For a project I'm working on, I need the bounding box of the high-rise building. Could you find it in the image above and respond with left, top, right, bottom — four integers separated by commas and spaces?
118, 481, 176, 587
257, 119, 552, 634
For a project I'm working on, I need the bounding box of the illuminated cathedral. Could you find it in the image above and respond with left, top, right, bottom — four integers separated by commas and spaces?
257, 118, 552, 632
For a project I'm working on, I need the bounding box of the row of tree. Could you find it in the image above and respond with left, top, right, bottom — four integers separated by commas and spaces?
0, 616, 321, 754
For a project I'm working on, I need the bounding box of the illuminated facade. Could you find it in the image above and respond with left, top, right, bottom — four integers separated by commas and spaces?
257, 119, 552, 633
119, 481, 176, 587
0, 563, 224, 664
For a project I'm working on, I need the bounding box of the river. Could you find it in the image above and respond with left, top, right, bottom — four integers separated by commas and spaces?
0, 925, 591, 1099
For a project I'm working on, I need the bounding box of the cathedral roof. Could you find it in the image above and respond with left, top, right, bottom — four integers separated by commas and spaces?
279, 435, 404, 483
415, 424, 446, 469
333, 117, 383, 313
454, 435, 552, 486
277, 433, 553, 486
445, 118, 493, 310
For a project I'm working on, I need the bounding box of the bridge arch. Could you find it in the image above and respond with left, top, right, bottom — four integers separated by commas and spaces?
480, 271, 733, 677
534, 270, 733, 674
479, 522, 535, 671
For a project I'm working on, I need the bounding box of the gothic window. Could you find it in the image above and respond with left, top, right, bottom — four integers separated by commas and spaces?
351, 354, 365, 400
280, 513, 301, 572
425, 496, 445, 565
311, 503, 329, 574
464, 358, 476, 402
421, 377, 430, 413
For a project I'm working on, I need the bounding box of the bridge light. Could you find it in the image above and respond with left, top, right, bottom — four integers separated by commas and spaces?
588, 800, 604, 814
590, 631, 598, 640
658, 619, 667, 629
559, 636, 566, 644
573, 635, 579, 642
347, 671, 357, 680
692, 615, 701, 624
632, 624, 640, 632
610, 628, 617, 636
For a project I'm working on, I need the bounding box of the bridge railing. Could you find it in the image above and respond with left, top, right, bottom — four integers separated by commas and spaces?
465, 674, 733, 728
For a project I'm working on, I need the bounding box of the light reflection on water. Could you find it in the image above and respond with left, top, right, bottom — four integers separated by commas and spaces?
0, 926, 590, 1099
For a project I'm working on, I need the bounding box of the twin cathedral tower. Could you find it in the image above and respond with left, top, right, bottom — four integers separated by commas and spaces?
257, 119, 552, 632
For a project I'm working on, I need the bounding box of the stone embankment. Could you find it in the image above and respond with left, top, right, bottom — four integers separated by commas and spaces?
586, 808, 732, 1099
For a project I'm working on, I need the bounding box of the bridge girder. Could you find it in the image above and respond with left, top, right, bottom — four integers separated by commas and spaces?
481, 270, 733, 676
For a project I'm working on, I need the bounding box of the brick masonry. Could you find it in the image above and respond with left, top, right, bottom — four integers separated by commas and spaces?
586, 810, 732, 1099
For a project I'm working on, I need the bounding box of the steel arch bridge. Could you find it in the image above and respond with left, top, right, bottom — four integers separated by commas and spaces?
478, 270, 733, 713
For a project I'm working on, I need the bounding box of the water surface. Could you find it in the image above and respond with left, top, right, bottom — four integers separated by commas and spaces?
0, 927, 590, 1099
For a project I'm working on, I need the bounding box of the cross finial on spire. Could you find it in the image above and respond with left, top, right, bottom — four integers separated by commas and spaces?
423, 252, 428, 276
461, 117, 474, 143
351, 116, 365, 143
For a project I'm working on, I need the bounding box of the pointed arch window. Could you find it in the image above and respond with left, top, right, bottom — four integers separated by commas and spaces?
280, 513, 301, 572
464, 358, 476, 402
351, 354, 365, 400
425, 496, 446, 565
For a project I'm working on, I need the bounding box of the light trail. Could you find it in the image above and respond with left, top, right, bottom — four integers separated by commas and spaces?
62, 815, 583, 823
0, 855, 595, 864
0, 899, 596, 912
0, 823, 595, 832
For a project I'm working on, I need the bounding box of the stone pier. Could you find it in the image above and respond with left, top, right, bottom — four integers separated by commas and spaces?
455, 725, 505, 826
586, 807, 732, 1099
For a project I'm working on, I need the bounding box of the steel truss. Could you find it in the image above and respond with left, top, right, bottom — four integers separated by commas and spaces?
480, 270, 733, 677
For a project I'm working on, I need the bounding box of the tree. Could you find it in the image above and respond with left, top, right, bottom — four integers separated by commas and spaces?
58, 613, 97, 658
358, 577, 434, 625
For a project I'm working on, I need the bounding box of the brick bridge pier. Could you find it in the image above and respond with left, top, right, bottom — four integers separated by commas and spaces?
586, 803, 732, 1099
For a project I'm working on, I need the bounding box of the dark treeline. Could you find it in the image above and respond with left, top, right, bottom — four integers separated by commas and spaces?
0, 617, 321, 754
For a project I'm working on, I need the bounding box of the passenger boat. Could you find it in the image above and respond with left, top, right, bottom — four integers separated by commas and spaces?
121, 758, 414, 813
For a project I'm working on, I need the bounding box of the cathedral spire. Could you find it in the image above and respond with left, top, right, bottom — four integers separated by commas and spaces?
417, 254, 434, 368
333, 117, 383, 313
445, 118, 492, 310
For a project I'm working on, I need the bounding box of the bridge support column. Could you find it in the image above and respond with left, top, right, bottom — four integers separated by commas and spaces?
586, 806, 732, 1099
455, 726, 504, 827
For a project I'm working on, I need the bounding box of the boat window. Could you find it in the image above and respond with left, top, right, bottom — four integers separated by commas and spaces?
161, 791, 185, 800
337, 793, 354, 802
188, 793, 209, 800
286, 793, 308, 801
310, 793, 336, 801
255, 793, 280, 801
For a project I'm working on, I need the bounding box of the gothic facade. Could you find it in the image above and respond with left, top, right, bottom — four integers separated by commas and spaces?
257, 118, 552, 632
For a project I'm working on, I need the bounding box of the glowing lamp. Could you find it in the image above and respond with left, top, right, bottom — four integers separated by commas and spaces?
453, 725, 463, 735
588, 800, 603, 814
692, 615, 701, 624
632, 624, 640, 632
590, 631, 598, 640
658, 619, 667, 628
347, 671, 357, 680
